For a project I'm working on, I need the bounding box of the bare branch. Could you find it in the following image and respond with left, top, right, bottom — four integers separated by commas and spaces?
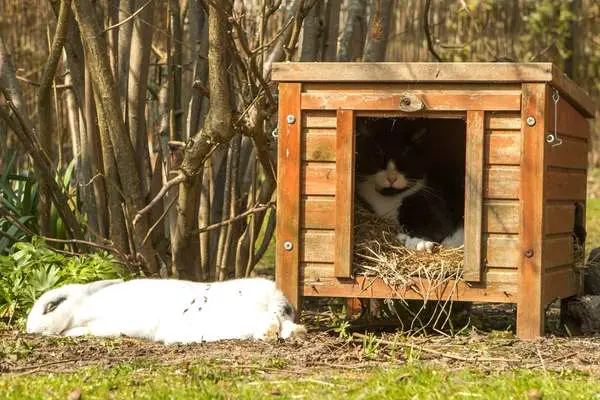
103, 0, 155, 33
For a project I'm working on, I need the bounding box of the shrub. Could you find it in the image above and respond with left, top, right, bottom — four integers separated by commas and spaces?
0, 238, 130, 327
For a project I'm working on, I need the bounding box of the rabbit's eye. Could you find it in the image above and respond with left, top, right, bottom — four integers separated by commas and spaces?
44, 297, 66, 314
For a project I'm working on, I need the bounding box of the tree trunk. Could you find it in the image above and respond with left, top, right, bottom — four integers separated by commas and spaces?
127, 0, 154, 195
321, 0, 341, 61
73, 0, 159, 274
174, 1, 233, 280
362, 0, 393, 62
38, 0, 71, 237
299, 0, 323, 62
337, 0, 366, 61
168, 0, 184, 141
118, 0, 135, 121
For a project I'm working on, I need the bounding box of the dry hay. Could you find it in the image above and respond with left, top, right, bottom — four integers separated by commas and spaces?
352, 203, 467, 332
353, 203, 464, 288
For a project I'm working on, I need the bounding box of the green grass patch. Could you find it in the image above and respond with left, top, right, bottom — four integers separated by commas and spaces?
2, 361, 600, 400
586, 198, 600, 255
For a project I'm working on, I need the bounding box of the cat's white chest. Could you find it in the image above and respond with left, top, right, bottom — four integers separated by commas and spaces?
357, 180, 404, 222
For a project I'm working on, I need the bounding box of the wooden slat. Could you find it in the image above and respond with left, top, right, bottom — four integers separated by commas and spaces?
553, 94, 591, 138
483, 201, 519, 233
551, 65, 596, 118
484, 234, 520, 268
545, 169, 587, 201
303, 128, 335, 162
485, 112, 521, 130
463, 111, 485, 281
486, 131, 521, 165
517, 83, 547, 340
543, 235, 574, 270
302, 163, 336, 195
542, 266, 580, 305
275, 83, 302, 312
546, 136, 588, 170
301, 93, 521, 111
273, 62, 555, 83
335, 110, 355, 278
302, 196, 336, 229
301, 110, 337, 128
484, 166, 520, 199
302, 275, 517, 304
545, 203, 575, 235
302, 82, 522, 93
301, 230, 335, 263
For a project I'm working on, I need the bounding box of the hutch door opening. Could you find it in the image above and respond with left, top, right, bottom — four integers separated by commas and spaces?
353, 117, 468, 285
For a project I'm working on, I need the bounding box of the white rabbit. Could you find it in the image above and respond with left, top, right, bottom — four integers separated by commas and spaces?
26, 277, 306, 344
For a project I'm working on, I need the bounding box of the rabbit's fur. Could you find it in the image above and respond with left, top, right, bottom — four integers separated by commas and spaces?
26, 277, 306, 344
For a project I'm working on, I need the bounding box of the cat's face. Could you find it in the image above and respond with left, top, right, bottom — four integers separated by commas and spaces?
356, 122, 427, 195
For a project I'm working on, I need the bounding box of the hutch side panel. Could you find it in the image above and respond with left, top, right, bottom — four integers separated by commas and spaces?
542, 93, 590, 305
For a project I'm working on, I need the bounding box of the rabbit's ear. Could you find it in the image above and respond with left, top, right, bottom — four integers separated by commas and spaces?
84, 279, 124, 295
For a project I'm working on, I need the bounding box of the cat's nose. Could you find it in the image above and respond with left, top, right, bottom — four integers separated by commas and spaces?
387, 176, 397, 185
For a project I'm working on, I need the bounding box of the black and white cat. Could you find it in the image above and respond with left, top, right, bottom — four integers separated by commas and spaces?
356, 118, 465, 252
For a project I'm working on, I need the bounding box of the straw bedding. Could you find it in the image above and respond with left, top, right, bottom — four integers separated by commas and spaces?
352, 203, 465, 295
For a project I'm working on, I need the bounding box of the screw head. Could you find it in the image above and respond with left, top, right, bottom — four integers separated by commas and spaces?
524, 249, 534, 258
401, 97, 412, 106
283, 241, 293, 251
286, 114, 296, 124
526, 116, 536, 127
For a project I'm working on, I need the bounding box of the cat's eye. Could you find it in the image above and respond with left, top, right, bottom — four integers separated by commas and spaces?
44, 297, 66, 314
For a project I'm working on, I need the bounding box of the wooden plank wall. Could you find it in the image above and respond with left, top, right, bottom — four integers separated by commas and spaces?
542, 93, 589, 305
482, 111, 522, 291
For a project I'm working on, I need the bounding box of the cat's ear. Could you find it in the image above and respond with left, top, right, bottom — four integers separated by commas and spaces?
410, 128, 427, 144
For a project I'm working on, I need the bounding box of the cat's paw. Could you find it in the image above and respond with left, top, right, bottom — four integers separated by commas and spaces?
396, 233, 435, 253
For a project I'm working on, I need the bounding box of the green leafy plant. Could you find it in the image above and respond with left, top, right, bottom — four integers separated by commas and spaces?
0, 238, 130, 327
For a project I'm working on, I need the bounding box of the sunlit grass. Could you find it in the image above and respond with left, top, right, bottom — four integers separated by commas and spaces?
2, 361, 600, 400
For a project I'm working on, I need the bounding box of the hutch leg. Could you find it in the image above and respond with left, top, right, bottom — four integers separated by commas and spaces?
345, 298, 363, 320
516, 298, 545, 339
517, 83, 548, 340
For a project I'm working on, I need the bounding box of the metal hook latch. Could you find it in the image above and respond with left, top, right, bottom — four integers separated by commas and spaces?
545, 88, 563, 147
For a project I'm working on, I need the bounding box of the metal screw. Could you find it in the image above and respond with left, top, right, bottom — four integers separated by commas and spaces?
283, 241, 293, 251
286, 114, 296, 124
526, 116, 536, 127
401, 97, 411, 106
524, 249, 534, 258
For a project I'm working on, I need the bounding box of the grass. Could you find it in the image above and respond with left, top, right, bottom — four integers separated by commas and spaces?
586, 197, 600, 255
2, 360, 600, 400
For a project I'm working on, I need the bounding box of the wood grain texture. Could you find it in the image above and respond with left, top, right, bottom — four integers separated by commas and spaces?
301, 110, 337, 128
301, 93, 521, 111
483, 201, 519, 233
301, 196, 336, 229
545, 203, 575, 235
275, 83, 302, 312
484, 234, 520, 268
542, 266, 580, 305
335, 110, 355, 277
302, 162, 337, 195
545, 169, 587, 201
273, 62, 554, 83
463, 111, 485, 281
485, 112, 521, 130
517, 83, 547, 340
301, 275, 517, 304
483, 166, 520, 199
272, 62, 594, 117
545, 136, 588, 170
553, 96, 591, 138
543, 235, 574, 270
485, 131, 521, 165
